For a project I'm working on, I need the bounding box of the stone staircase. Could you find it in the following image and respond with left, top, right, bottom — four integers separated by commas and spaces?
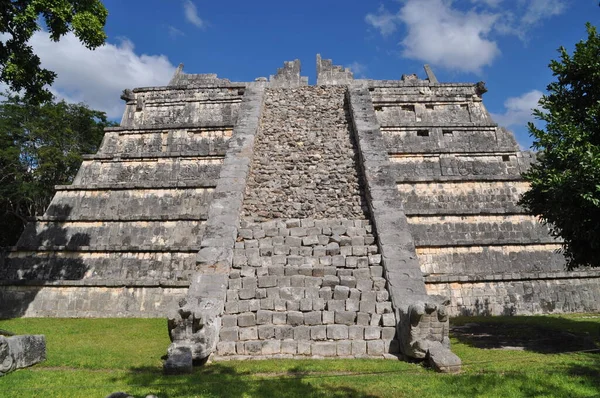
215, 86, 398, 358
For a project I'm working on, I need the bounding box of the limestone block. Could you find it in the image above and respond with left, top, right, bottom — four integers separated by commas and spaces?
0, 335, 46, 376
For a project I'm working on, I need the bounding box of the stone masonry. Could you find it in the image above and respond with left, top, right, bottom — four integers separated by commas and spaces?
216, 86, 398, 359
3, 56, 600, 373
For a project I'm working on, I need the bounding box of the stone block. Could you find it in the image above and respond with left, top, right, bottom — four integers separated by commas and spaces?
327, 325, 349, 340
238, 288, 255, 300
304, 311, 322, 325
297, 341, 311, 355
360, 301, 376, 313
248, 299, 260, 312
217, 341, 237, 356
312, 342, 337, 357
376, 291, 389, 302
219, 327, 239, 342
368, 254, 381, 265
345, 257, 358, 268
382, 313, 396, 327
352, 341, 367, 356
294, 325, 311, 340
238, 312, 256, 327
281, 341, 297, 355
305, 287, 320, 299
323, 310, 335, 324
287, 311, 304, 326
222, 315, 237, 328
332, 255, 345, 267
349, 325, 364, 340
274, 326, 294, 340
258, 276, 278, 288
303, 235, 319, 246
258, 325, 275, 340
319, 287, 333, 299
333, 285, 350, 300
367, 340, 384, 356
256, 310, 273, 325
290, 227, 307, 237
300, 298, 313, 311
364, 326, 381, 340
245, 341, 263, 355
370, 266, 384, 278
326, 242, 340, 256
376, 302, 393, 314
346, 299, 360, 312
239, 327, 258, 341
340, 276, 357, 288
356, 312, 370, 326
262, 340, 281, 355
335, 311, 356, 325
337, 341, 352, 356
261, 298, 274, 310
312, 298, 325, 311
272, 312, 287, 325
311, 325, 327, 340
382, 327, 396, 340
291, 275, 305, 287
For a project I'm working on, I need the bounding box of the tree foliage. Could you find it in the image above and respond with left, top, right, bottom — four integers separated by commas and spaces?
519, 23, 600, 269
0, 0, 108, 104
0, 94, 115, 246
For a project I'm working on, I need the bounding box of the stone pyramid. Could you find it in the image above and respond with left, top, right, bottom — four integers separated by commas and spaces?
3, 56, 600, 373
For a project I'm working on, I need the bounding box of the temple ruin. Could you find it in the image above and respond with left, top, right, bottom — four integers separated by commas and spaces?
2, 56, 600, 372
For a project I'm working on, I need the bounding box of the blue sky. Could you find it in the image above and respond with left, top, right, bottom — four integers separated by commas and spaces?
28, 0, 600, 149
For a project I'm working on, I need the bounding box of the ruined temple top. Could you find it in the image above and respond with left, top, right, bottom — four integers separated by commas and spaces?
154, 55, 485, 92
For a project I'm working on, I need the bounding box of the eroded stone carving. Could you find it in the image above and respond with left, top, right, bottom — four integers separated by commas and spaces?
166, 295, 224, 365
0, 334, 46, 376
475, 81, 488, 96
120, 89, 135, 102
397, 298, 461, 373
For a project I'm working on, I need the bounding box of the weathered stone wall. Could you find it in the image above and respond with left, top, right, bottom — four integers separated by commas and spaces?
0, 285, 187, 318
426, 273, 600, 316
242, 86, 368, 220
367, 80, 586, 319
1, 77, 237, 318
397, 181, 528, 215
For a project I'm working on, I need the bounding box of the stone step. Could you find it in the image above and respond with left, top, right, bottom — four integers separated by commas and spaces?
74, 158, 221, 186
44, 188, 214, 221
216, 338, 399, 358
222, 310, 396, 330
409, 215, 559, 246
15, 220, 205, 251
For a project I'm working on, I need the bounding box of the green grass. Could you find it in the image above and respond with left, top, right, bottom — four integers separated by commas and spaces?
1, 315, 599, 397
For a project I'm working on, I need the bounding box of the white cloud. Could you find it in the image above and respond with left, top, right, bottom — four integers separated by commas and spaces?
365, 5, 398, 37
183, 0, 205, 29
346, 62, 367, 78
366, 0, 566, 73
168, 25, 185, 39
30, 31, 176, 118
491, 90, 543, 127
520, 0, 565, 26
399, 0, 500, 73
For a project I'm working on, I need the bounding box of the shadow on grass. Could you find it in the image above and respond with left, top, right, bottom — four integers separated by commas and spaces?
114, 364, 379, 398
450, 315, 600, 353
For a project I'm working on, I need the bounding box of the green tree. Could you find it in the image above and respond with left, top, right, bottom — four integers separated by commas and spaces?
519, 23, 600, 269
0, 0, 108, 104
0, 94, 115, 246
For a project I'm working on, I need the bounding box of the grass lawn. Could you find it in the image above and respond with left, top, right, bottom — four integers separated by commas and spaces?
0, 315, 599, 397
